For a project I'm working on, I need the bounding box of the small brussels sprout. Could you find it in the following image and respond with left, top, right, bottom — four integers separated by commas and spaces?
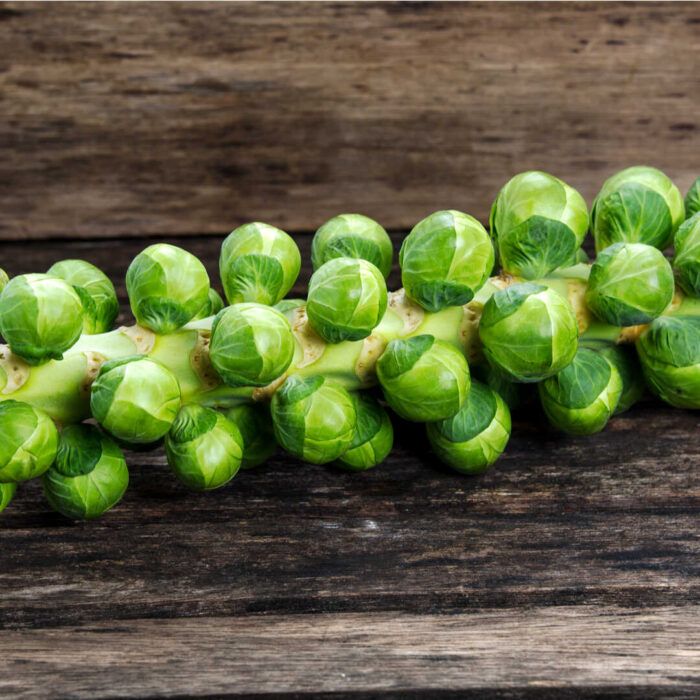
0, 268, 9, 294
221, 403, 276, 470
585, 243, 674, 326
591, 166, 684, 252
165, 404, 243, 490
220, 222, 301, 306
478, 283, 578, 383
399, 210, 494, 312
426, 380, 511, 474
685, 177, 700, 219
270, 375, 356, 464
306, 258, 387, 343
312, 214, 393, 279
0, 481, 16, 513
636, 315, 700, 409
471, 362, 536, 411
192, 288, 225, 321
0, 400, 58, 482
209, 303, 295, 387
42, 424, 129, 520
336, 393, 393, 471
90, 356, 181, 443
0, 273, 84, 365
538, 348, 622, 435
673, 212, 700, 298
376, 335, 470, 422
489, 171, 589, 279
273, 298, 306, 313
47, 259, 119, 334
126, 243, 210, 333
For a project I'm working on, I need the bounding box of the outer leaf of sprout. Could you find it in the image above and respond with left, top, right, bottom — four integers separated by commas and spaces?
192, 288, 225, 321
685, 177, 700, 219
336, 393, 393, 471
0, 481, 16, 513
673, 212, 700, 298
221, 403, 276, 470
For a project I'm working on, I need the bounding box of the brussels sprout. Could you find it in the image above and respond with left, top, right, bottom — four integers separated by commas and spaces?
426, 380, 511, 474
209, 303, 295, 387
273, 298, 306, 313
220, 222, 301, 306
585, 243, 674, 326
47, 259, 119, 334
0, 400, 58, 482
0, 481, 16, 513
538, 348, 622, 435
0, 268, 9, 294
673, 212, 700, 298
489, 171, 589, 279
126, 244, 210, 333
376, 335, 470, 422
399, 210, 494, 312
686, 177, 700, 219
478, 283, 579, 383
636, 315, 700, 409
192, 288, 225, 321
221, 403, 276, 469
336, 393, 393, 471
471, 362, 536, 411
0, 273, 84, 364
306, 258, 387, 343
312, 214, 393, 279
165, 404, 243, 490
90, 355, 181, 443
42, 424, 128, 520
591, 166, 684, 252
270, 375, 356, 464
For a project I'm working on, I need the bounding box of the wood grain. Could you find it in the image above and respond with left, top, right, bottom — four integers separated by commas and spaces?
0, 2, 699, 240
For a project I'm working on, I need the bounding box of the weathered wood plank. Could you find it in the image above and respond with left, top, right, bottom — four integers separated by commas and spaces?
0, 2, 698, 239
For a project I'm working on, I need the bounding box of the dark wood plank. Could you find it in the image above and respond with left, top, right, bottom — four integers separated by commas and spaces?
0, 2, 699, 240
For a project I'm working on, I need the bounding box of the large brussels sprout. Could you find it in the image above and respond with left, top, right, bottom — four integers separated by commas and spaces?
585, 243, 674, 326
270, 375, 356, 464
0, 481, 16, 513
538, 348, 622, 435
47, 259, 119, 334
126, 243, 210, 333
636, 315, 700, 409
306, 257, 387, 343
336, 393, 393, 471
209, 303, 295, 387
471, 361, 536, 411
399, 210, 494, 312
376, 335, 470, 422
312, 214, 393, 279
426, 380, 511, 474
165, 404, 243, 490
221, 403, 276, 470
0, 400, 58, 482
90, 356, 181, 443
591, 166, 684, 252
685, 177, 700, 219
220, 222, 301, 306
0, 268, 9, 294
0, 273, 84, 364
673, 212, 700, 298
478, 283, 578, 383
489, 171, 589, 279
42, 424, 129, 520
192, 288, 225, 321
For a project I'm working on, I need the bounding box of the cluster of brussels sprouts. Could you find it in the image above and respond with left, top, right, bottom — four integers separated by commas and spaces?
1, 167, 699, 521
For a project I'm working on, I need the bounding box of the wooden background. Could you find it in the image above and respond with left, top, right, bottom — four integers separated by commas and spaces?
1, 3, 699, 699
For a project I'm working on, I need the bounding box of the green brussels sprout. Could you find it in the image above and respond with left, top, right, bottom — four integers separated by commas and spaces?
221, 403, 276, 470
673, 212, 700, 298
306, 257, 387, 343
0, 273, 84, 365
0, 268, 9, 294
46, 259, 119, 334
336, 393, 393, 471
426, 380, 511, 474
209, 303, 295, 387
270, 375, 356, 464
471, 362, 536, 411
376, 335, 470, 422
192, 288, 225, 321
42, 424, 129, 520
220, 222, 301, 306
0, 400, 58, 482
165, 404, 243, 490
478, 283, 579, 383
273, 298, 306, 313
538, 348, 622, 435
685, 177, 700, 219
636, 315, 700, 409
399, 210, 494, 312
489, 171, 589, 279
312, 214, 393, 279
585, 243, 674, 326
0, 481, 16, 513
90, 356, 181, 443
591, 166, 684, 252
